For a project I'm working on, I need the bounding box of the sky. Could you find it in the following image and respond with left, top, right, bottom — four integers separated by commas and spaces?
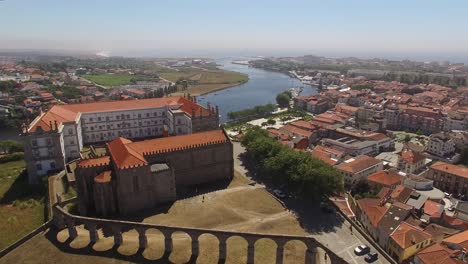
1, 0, 468, 61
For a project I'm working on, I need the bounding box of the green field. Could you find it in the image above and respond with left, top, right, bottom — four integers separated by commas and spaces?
82, 74, 134, 87
0, 160, 46, 250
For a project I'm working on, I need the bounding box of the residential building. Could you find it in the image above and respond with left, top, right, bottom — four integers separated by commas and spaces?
310, 145, 344, 165
387, 222, 433, 262
425, 133, 456, 158
322, 127, 393, 156
367, 169, 404, 192
377, 202, 412, 249
76, 129, 233, 216
397, 150, 426, 175
22, 96, 219, 184
425, 162, 468, 196
356, 198, 388, 240
336, 155, 384, 186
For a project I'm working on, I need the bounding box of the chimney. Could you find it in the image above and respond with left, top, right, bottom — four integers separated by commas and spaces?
54, 120, 58, 131
216, 105, 219, 115
49, 121, 53, 130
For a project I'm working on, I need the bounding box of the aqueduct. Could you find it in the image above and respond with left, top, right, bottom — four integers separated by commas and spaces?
52, 198, 347, 264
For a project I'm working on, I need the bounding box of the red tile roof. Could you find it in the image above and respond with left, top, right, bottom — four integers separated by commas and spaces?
391, 185, 414, 203
337, 155, 382, 174
107, 129, 229, 169
401, 150, 426, 164
310, 145, 343, 165
416, 243, 463, 264
430, 162, 468, 179
77, 156, 111, 168
390, 222, 432, 249
357, 198, 388, 227
28, 96, 213, 132
423, 200, 444, 218
280, 124, 313, 138
367, 170, 404, 187
443, 230, 468, 249
94, 170, 112, 183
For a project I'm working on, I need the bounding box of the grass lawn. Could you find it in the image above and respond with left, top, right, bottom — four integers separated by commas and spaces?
160, 67, 248, 95
82, 74, 134, 87
0, 160, 46, 251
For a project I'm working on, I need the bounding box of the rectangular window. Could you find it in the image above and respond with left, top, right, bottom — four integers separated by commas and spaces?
36, 163, 42, 171
32, 140, 38, 147
68, 128, 73, 135
50, 162, 56, 169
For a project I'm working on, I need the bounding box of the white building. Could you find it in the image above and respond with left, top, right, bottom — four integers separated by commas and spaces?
22, 96, 219, 183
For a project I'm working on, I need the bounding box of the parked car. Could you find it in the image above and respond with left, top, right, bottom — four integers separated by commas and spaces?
273, 189, 286, 198
354, 245, 370, 256
448, 207, 455, 212
365, 252, 378, 262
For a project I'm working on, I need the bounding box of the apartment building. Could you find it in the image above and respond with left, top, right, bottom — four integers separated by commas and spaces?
336, 155, 384, 186
425, 162, 468, 196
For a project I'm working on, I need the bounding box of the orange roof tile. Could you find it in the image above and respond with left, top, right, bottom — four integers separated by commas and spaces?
416, 243, 462, 264
94, 170, 112, 183
443, 230, 468, 249
77, 156, 110, 168
337, 155, 382, 174
423, 200, 444, 218
430, 162, 468, 179
367, 170, 404, 187
280, 124, 313, 138
107, 129, 228, 169
401, 150, 426, 164
391, 185, 413, 203
357, 198, 388, 227
390, 222, 432, 249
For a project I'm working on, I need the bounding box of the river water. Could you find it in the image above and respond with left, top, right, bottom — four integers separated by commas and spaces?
197, 58, 317, 123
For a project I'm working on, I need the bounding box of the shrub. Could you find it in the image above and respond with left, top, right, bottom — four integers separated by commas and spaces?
0, 153, 24, 163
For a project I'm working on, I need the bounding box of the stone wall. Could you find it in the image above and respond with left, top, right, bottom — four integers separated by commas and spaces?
53, 199, 347, 264
145, 141, 233, 187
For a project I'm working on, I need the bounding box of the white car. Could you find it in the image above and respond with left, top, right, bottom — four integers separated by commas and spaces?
354, 245, 370, 255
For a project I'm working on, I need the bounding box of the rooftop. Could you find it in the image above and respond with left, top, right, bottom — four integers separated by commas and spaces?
367, 170, 404, 187
400, 150, 426, 164
106, 129, 229, 169
27, 96, 213, 132
336, 155, 382, 174
415, 243, 463, 264
430, 162, 468, 179
94, 170, 112, 183
390, 222, 432, 249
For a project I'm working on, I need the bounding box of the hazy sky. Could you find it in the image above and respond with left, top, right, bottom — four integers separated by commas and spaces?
1, 0, 468, 59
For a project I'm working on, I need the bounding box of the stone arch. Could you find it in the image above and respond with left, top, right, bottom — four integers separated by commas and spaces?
170, 231, 193, 263
196, 233, 220, 263
283, 239, 308, 264
116, 227, 141, 256
254, 237, 279, 264
142, 228, 165, 261
225, 235, 249, 264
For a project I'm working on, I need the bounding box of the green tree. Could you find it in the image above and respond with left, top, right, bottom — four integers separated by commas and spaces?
276, 92, 291, 108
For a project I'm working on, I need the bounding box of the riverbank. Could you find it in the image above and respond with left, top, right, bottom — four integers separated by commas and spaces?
172, 79, 248, 96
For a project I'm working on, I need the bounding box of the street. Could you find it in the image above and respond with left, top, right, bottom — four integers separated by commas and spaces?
232, 142, 390, 264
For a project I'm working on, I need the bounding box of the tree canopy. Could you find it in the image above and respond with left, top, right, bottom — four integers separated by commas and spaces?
276, 92, 291, 108
241, 127, 343, 199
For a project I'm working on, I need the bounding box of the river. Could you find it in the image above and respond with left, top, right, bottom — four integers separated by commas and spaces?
197, 58, 317, 123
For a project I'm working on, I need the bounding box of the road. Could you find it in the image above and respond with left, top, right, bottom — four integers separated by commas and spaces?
232, 142, 390, 264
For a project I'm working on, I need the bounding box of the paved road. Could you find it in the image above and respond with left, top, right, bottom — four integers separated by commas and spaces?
232, 142, 389, 264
